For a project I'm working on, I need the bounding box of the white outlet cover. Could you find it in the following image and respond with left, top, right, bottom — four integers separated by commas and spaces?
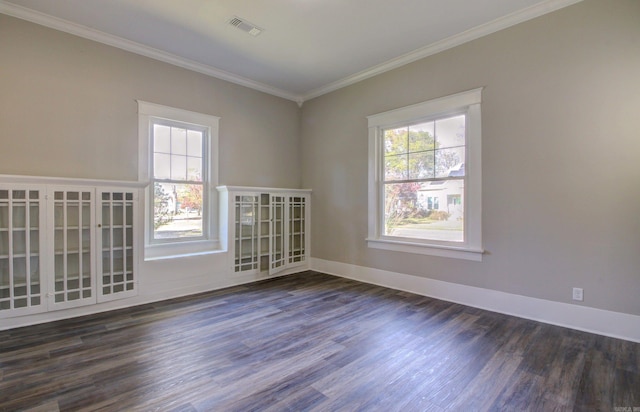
572, 287, 584, 301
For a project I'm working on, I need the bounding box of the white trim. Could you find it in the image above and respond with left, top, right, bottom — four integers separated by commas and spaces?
137, 101, 220, 259
366, 238, 483, 261
310, 258, 640, 343
0, 174, 147, 188
1, 0, 582, 104
217, 185, 313, 195
301, 0, 584, 101
367, 88, 482, 127
367, 89, 482, 259
144, 240, 222, 261
0, 1, 299, 103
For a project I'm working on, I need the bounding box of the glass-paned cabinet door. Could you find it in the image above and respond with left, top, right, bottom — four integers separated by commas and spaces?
97, 189, 137, 302
233, 194, 260, 273
0, 186, 46, 317
288, 195, 307, 266
48, 187, 96, 310
269, 194, 287, 275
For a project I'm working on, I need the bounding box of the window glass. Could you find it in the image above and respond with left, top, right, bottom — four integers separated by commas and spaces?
151, 121, 206, 241
383, 115, 465, 242
367, 88, 482, 260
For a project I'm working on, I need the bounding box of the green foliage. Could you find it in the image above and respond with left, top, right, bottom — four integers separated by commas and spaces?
384, 128, 435, 180
154, 183, 174, 229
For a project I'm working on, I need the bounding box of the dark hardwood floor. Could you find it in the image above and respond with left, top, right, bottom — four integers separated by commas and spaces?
1, 271, 638, 411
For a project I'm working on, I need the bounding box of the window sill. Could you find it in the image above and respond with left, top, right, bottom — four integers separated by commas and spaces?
366, 238, 483, 262
144, 239, 224, 261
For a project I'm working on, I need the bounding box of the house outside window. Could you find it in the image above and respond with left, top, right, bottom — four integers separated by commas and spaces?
367, 89, 483, 261
138, 101, 220, 260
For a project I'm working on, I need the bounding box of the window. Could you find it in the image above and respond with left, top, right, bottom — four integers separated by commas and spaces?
138, 101, 220, 259
367, 89, 482, 261
151, 121, 205, 240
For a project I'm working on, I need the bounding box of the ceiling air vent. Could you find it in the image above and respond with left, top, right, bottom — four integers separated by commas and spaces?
228, 16, 263, 37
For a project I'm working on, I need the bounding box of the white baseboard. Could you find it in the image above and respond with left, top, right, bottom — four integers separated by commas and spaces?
310, 257, 640, 343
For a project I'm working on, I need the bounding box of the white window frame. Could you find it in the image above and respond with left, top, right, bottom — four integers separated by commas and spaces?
138, 101, 220, 260
366, 88, 483, 261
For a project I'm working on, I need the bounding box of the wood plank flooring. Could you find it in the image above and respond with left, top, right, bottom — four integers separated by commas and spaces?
1, 271, 638, 411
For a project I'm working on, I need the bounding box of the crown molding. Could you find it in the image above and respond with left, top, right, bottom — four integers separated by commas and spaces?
1, 0, 582, 105
0, 0, 302, 103
301, 0, 584, 102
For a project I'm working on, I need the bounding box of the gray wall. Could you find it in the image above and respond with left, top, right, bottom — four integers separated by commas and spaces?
1, 0, 638, 320
301, 0, 640, 316
0, 13, 304, 329
0, 14, 301, 188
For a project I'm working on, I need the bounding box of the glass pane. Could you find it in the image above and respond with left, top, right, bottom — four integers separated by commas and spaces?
435, 147, 465, 178
384, 154, 407, 181
102, 229, 110, 250
435, 115, 465, 149
67, 205, 79, 227
67, 192, 79, 201
0, 190, 8, 200
12, 231, 26, 255
126, 227, 133, 246
154, 153, 171, 179
408, 151, 434, 180
112, 204, 124, 226
153, 182, 203, 240
113, 228, 123, 248
67, 253, 78, 281
126, 204, 133, 226
408, 122, 435, 152
0, 232, 8, 256
29, 191, 38, 200
170, 155, 187, 180
0, 261, 8, 290
82, 204, 91, 228
187, 157, 202, 182
384, 127, 408, 155
54, 204, 63, 228
30, 231, 39, 254
0, 205, 7, 228
154, 124, 171, 153
12, 205, 26, 229
13, 257, 25, 277
384, 182, 464, 242
102, 192, 110, 201
30, 255, 39, 283
171, 127, 187, 155
102, 205, 110, 226
187, 130, 203, 157
12, 190, 25, 200
103, 256, 111, 273
29, 205, 39, 228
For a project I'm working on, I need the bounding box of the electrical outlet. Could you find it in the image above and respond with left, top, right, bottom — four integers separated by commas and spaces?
572, 287, 583, 301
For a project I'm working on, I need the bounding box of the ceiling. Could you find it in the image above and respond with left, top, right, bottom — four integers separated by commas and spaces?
0, 0, 581, 103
